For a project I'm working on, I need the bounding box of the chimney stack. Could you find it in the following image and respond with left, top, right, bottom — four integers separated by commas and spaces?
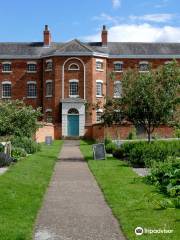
43, 25, 51, 46
101, 25, 108, 46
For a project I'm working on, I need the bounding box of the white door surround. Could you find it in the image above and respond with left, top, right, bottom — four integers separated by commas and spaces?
61, 98, 85, 137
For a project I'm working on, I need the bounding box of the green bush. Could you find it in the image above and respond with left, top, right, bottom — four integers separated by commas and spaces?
146, 157, 180, 197
105, 142, 117, 154
113, 140, 180, 167
11, 147, 27, 161
112, 148, 125, 159
11, 137, 41, 154
0, 143, 4, 153
104, 137, 112, 146
126, 128, 137, 140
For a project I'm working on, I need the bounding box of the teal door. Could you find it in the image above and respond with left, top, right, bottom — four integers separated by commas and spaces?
68, 115, 79, 136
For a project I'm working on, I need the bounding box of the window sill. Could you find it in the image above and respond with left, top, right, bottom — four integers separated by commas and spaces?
69, 95, 79, 98
27, 96, 37, 99
139, 70, 149, 73
113, 96, 122, 98
26, 71, 37, 73
113, 70, 123, 73
96, 95, 103, 98
46, 95, 53, 98
45, 69, 53, 72
2, 96, 11, 99
96, 69, 104, 72
2, 71, 12, 73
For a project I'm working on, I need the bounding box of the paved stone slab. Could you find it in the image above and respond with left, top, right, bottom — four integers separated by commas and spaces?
133, 168, 150, 177
34, 140, 125, 240
0, 167, 8, 175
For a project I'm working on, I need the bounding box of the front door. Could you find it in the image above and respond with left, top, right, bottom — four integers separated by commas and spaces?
68, 115, 79, 136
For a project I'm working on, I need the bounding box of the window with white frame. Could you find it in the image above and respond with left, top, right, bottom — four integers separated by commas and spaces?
68, 63, 80, 71
114, 62, 123, 72
2, 62, 11, 72
2, 81, 11, 98
114, 81, 122, 98
96, 59, 103, 71
69, 80, 79, 97
96, 109, 103, 122
45, 59, 53, 71
96, 80, 103, 97
27, 81, 37, 98
139, 61, 149, 72
27, 62, 37, 72
46, 80, 53, 97
46, 109, 53, 123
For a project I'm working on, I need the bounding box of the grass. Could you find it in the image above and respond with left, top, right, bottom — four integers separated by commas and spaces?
0, 140, 62, 240
80, 140, 180, 240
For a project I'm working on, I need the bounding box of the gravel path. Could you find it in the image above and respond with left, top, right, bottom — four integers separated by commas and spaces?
34, 140, 125, 240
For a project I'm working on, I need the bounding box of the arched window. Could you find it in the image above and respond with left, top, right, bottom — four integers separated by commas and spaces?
2, 62, 12, 72
96, 109, 103, 122
45, 109, 53, 123
46, 80, 53, 97
114, 81, 122, 98
2, 81, 11, 98
27, 81, 37, 98
68, 108, 79, 114
139, 61, 149, 72
114, 61, 123, 72
68, 63, 80, 71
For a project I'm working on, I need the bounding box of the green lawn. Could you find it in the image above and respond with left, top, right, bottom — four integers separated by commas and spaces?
0, 140, 62, 240
80, 140, 180, 240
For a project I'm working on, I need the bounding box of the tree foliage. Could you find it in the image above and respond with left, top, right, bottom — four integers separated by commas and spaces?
0, 100, 41, 137
101, 61, 180, 141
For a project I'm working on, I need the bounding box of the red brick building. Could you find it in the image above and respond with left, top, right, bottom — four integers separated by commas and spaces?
0, 25, 179, 141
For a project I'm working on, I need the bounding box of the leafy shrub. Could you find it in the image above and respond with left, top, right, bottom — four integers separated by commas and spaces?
113, 140, 180, 167
174, 128, 180, 138
11, 136, 41, 154
112, 148, 124, 159
146, 157, 180, 197
11, 147, 27, 161
105, 142, 117, 154
126, 128, 137, 140
173, 197, 180, 208
104, 137, 112, 146
0, 152, 15, 167
0, 143, 4, 153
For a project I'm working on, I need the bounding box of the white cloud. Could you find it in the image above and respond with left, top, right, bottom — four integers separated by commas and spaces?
112, 0, 121, 9
130, 13, 174, 23
82, 23, 180, 42
92, 13, 122, 25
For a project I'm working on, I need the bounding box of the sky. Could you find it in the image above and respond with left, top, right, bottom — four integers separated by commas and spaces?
0, 0, 180, 42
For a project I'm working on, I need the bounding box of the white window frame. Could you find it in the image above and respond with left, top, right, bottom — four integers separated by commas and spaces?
113, 61, 123, 72
69, 79, 79, 98
27, 81, 37, 98
96, 80, 103, 97
1, 81, 12, 98
45, 59, 53, 71
139, 61, 149, 72
96, 109, 103, 123
68, 63, 80, 71
46, 80, 53, 97
113, 80, 122, 98
96, 59, 104, 71
27, 61, 37, 73
2, 62, 12, 73
164, 61, 172, 65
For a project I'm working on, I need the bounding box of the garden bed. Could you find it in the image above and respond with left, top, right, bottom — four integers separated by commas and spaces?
80, 140, 180, 240
0, 140, 62, 240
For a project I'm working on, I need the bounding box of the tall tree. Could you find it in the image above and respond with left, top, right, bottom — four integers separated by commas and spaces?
121, 61, 180, 142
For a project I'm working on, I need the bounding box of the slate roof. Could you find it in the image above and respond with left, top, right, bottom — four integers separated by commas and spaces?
0, 39, 180, 59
